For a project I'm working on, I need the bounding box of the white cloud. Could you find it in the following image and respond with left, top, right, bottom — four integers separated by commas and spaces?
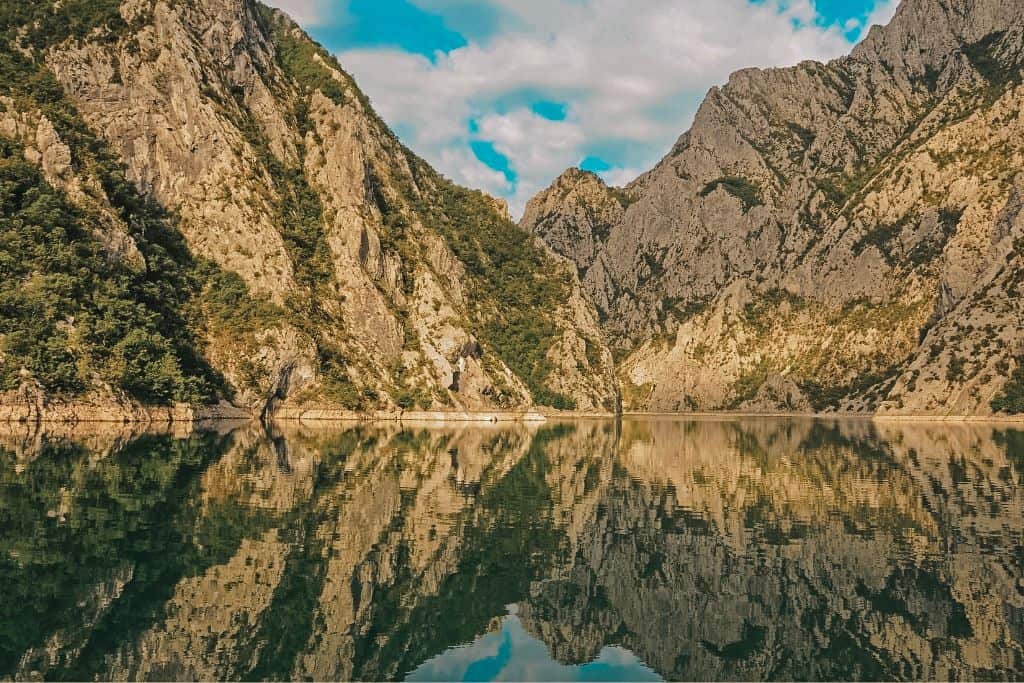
335, 0, 878, 217
475, 110, 586, 211
600, 167, 643, 188
437, 147, 512, 198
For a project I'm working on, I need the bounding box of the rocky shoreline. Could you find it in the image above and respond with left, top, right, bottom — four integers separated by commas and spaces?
0, 393, 556, 425
0, 399, 252, 425
4, 398, 1023, 425
271, 407, 551, 424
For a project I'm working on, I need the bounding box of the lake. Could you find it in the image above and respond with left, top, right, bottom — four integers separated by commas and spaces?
1, 417, 1022, 681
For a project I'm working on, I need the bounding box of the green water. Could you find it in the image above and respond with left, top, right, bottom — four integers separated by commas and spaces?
1, 418, 1022, 681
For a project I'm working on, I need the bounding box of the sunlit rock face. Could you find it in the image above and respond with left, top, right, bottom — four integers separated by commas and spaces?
1, 417, 1022, 680
2, 0, 616, 417
522, 0, 1024, 416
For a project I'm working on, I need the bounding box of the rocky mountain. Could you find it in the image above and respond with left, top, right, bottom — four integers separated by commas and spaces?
523, 0, 1024, 417
520, 167, 631, 276
0, 0, 616, 418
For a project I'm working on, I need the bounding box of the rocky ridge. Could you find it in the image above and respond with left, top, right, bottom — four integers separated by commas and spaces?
523, 0, 1024, 417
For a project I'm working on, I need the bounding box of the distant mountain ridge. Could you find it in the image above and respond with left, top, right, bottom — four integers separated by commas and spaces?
523, 0, 1024, 417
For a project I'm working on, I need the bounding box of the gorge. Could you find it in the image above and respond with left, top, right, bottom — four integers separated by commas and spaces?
1, 0, 1024, 420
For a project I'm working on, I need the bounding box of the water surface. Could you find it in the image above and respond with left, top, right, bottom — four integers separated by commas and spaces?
1, 417, 1022, 681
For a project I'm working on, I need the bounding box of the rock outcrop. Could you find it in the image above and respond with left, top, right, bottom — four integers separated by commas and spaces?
523, 0, 1024, 417
521, 168, 629, 276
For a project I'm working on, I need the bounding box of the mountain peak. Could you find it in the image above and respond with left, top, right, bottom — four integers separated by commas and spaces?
521, 167, 633, 277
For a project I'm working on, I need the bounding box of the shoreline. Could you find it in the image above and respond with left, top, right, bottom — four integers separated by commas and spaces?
2, 402, 1024, 425
0, 401, 252, 425
271, 408, 550, 424
625, 411, 1024, 424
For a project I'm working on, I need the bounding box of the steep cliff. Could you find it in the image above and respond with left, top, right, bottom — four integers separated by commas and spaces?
0, 0, 617, 417
523, 0, 1024, 417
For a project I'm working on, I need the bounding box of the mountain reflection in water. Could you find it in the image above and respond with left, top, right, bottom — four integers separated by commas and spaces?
0, 417, 1022, 681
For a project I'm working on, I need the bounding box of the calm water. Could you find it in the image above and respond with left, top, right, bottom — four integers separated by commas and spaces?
1, 417, 1023, 681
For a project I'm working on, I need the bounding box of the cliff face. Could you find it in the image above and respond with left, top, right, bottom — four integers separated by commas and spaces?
0, 0, 616, 417
523, 0, 1024, 416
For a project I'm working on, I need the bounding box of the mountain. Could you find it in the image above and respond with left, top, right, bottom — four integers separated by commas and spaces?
523, 0, 1024, 417
0, 0, 617, 419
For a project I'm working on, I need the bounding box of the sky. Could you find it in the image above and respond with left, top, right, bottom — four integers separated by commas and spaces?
406, 608, 661, 681
266, 0, 900, 216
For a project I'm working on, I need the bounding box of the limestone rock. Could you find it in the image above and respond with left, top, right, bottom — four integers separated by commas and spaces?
525, 0, 1024, 416
1, 0, 617, 418
521, 168, 627, 276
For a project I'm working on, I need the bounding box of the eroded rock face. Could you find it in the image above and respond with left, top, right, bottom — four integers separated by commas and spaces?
523, 0, 1024, 416
3, 0, 616, 416
521, 169, 627, 276
46, 0, 300, 302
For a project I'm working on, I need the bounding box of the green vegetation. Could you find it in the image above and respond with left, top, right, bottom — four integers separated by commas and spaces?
853, 210, 958, 267
786, 122, 816, 149
256, 4, 348, 107
0, 33, 297, 404
963, 31, 1021, 99
190, 267, 293, 394
662, 296, 712, 323
852, 222, 901, 259
852, 215, 917, 264
256, 2, 381, 121
907, 208, 961, 265
700, 176, 763, 212
991, 357, 1024, 414
801, 364, 900, 412
217, 64, 333, 292
0, 135, 224, 403
728, 361, 770, 409
920, 65, 942, 93
742, 289, 805, 334
814, 177, 849, 208
642, 252, 666, 280
193, 268, 285, 336
947, 355, 967, 383
608, 186, 637, 210
262, 144, 334, 290
312, 343, 370, 409
0, 0, 126, 50
411, 170, 579, 409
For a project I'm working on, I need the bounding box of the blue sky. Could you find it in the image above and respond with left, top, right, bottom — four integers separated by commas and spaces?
269, 0, 899, 215
407, 609, 661, 681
